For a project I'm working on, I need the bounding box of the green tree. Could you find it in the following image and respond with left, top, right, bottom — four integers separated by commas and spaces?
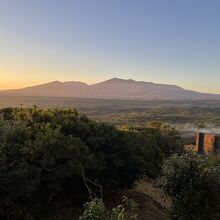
0, 107, 183, 219
158, 153, 220, 220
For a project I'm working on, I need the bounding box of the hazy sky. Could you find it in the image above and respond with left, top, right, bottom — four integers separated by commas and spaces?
0, 0, 220, 93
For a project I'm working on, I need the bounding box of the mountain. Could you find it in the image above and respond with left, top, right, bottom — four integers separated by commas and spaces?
1, 78, 219, 100
4, 81, 89, 97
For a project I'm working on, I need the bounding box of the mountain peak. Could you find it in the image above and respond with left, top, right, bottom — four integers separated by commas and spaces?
1, 78, 219, 100
104, 78, 137, 83
108, 77, 124, 82
49, 81, 63, 85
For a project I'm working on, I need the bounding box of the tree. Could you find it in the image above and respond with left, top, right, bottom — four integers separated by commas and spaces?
158, 153, 220, 220
0, 107, 183, 219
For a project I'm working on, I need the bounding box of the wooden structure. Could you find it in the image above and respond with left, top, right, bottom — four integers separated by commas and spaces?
196, 132, 220, 155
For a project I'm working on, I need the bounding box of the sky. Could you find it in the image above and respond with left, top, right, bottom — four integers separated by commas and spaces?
0, 0, 220, 93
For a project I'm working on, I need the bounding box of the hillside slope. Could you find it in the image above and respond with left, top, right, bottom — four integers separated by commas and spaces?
1, 78, 219, 100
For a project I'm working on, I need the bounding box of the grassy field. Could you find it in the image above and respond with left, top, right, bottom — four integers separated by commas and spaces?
1, 95, 219, 129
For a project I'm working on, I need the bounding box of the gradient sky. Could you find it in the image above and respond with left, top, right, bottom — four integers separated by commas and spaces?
0, 0, 220, 93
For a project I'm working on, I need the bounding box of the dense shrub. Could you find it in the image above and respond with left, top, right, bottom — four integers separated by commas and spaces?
158, 153, 220, 220
0, 107, 182, 219
80, 196, 138, 220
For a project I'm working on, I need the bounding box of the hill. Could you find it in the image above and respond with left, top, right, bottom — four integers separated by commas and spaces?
1, 78, 220, 100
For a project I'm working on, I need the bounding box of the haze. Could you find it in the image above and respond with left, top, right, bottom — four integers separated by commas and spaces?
0, 0, 220, 93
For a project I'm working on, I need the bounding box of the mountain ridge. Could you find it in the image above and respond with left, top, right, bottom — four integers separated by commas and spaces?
1, 78, 219, 100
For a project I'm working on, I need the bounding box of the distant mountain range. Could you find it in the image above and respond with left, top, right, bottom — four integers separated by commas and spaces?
1, 78, 220, 100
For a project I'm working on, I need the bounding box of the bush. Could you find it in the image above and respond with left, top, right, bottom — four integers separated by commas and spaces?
80, 198, 107, 220
0, 107, 182, 219
80, 196, 138, 220
0, 120, 92, 218
158, 153, 220, 220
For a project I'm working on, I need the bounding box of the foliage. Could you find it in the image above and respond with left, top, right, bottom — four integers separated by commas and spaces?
80, 196, 138, 220
158, 153, 220, 220
0, 107, 182, 219
80, 198, 107, 220
121, 123, 183, 178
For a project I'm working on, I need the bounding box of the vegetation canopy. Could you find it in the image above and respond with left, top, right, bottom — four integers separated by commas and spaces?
158, 153, 220, 220
0, 107, 182, 219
